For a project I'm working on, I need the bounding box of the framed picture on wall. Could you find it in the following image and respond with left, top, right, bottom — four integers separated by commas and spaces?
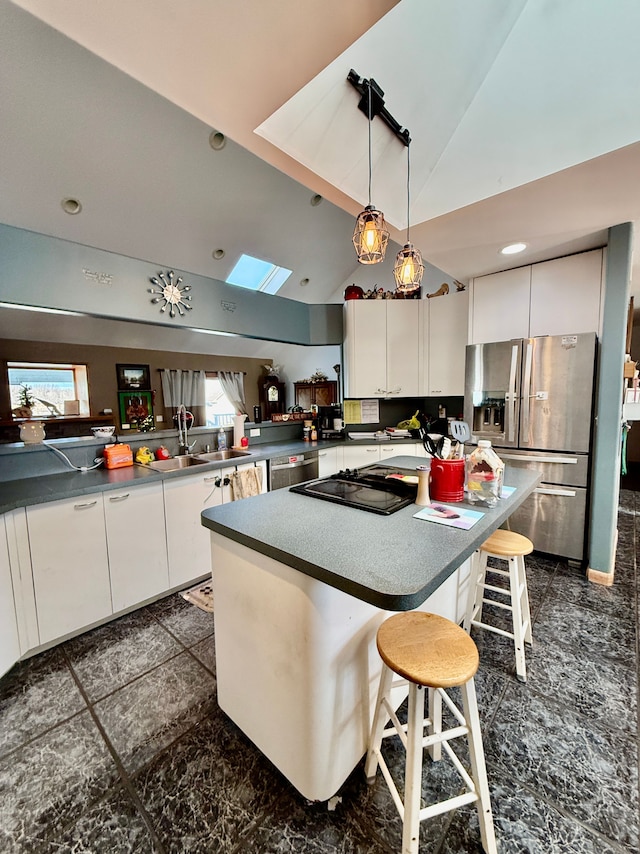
118, 391, 153, 428
116, 363, 151, 390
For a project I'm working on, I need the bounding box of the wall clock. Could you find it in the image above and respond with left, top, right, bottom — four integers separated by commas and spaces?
148, 270, 193, 318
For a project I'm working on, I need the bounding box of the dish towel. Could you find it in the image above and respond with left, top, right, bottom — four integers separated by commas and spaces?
230, 466, 263, 500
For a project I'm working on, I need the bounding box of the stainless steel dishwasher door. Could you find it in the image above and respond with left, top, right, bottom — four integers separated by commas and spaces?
269, 452, 319, 490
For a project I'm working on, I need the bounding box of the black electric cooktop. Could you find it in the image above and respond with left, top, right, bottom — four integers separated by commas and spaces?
290, 465, 418, 515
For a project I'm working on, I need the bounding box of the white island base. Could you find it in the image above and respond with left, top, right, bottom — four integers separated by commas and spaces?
210, 533, 471, 802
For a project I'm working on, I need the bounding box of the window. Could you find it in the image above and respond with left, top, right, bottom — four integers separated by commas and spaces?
8, 362, 89, 417
205, 376, 236, 427
226, 254, 292, 295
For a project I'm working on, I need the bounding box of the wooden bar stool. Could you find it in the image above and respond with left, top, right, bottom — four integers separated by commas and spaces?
463, 529, 533, 682
365, 612, 497, 854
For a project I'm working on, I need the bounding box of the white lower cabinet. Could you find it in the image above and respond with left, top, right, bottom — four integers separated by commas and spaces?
343, 444, 420, 469
164, 467, 233, 587
318, 447, 339, 477
0, 516, 20, 678
104, 482, 169, 612
27, 492, 112, 645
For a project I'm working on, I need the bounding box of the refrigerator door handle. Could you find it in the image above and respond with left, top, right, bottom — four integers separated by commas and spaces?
506, 344, 519, 443
500, 453, 578, 465
520, 341, 533, 444
534, 487, 577, 497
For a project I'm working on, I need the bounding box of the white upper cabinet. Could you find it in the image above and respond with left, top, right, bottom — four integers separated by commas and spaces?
470, 249, 604, 344
470, 267, 531, 344
422, 291, 469, 396
529, 250, 604, 337
343, 300, 420, 398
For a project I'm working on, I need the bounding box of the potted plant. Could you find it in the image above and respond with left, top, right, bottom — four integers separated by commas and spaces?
14, 383, 36, 418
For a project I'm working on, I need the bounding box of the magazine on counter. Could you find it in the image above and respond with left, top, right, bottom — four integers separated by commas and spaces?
414, 503, 484, 530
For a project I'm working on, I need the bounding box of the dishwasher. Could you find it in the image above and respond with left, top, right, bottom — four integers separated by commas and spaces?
269, 451, 319, 490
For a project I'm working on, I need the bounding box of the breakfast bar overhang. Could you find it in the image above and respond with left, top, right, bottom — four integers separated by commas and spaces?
201, 456, 541, 801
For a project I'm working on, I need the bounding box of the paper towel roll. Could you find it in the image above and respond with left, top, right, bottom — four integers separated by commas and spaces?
233, 414, 248, 449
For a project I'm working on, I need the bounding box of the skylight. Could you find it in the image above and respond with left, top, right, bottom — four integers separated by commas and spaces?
226, 254, 292, 295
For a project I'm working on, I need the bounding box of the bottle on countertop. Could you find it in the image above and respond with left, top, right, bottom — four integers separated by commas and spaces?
217, 427, 227, 451
466, 440, 504, 508
310, 424, 318, 441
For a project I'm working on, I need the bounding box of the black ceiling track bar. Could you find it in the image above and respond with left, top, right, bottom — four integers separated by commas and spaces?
347, 69, 410, 147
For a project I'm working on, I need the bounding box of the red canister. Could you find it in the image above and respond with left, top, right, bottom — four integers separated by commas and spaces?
429, 458, 465, 502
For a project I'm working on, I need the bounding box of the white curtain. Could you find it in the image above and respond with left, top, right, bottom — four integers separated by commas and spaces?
218, 371, 247, 415
159, 369, 206, 408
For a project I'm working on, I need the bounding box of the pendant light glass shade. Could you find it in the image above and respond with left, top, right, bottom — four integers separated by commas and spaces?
394, 140, 423, 294
394, 243, 424, 293
353, 205, 390, 264
353, 81, 388, 265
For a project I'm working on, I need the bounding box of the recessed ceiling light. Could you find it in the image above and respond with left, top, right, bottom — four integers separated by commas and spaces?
209, 131, 226, 150
500, 242, 527, 255
61, 198, 82, 215
310, 194, 322, 207
212, 249, 225, 260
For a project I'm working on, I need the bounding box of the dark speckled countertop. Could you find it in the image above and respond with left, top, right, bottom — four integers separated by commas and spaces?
0, 438, 346, 513
201, 455, 541, 612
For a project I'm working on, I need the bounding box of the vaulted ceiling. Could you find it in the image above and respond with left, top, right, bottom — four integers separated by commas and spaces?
2, 0, 640, 308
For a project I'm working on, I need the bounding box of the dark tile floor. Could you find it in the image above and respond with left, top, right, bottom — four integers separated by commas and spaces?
1, 495, 638, 853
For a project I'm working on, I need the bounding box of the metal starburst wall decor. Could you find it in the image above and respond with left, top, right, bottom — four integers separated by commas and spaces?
148, 270, 193, 318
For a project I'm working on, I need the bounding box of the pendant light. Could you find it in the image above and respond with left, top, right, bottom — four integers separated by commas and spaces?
394, 141, 424, 294
352, 81, 389, 265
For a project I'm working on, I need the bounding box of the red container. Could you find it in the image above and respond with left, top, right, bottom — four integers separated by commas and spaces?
429, 458, 465, 502
103, 443, 134, 469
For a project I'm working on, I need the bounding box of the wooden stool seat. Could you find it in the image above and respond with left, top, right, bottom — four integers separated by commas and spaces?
480, 529, 533, 558
377, 612, 479, 689
366, 612, 497, 854
464, 528, 534, 682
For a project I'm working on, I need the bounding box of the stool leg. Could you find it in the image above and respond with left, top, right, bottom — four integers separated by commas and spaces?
403, 683, 424, 854
427, 687, 442, 762
463, 549, 487, 633
460, 679, 497, 854
508, 556, 527, 682
365, 663, 394, 782
518, 554, 533, 645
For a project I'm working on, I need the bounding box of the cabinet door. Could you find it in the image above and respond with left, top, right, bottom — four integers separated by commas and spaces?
314, 382, 337, 407
342, 444, 381, 469
164, 470, 228, 587
427, 291, 469, 395
27, 493, 112, 644
0, 516, 20, 678
104, 483, 169, 612
386, 301, 420, 396
318, 447, 339, 477
471, 267, 531, 344
343, 301, 387, 397
529, 249, 603, 337
379, 443, 418, 462
294, 384, 313, 410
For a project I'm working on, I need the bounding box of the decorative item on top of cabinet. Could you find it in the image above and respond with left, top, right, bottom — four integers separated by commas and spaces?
426, 282, 449, 298
260, 376, 285, 417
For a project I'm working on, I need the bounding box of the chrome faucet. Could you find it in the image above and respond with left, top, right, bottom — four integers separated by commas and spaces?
176, 404, 196, 455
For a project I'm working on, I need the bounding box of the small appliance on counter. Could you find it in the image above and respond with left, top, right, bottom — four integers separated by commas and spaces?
317, 404, 344, 440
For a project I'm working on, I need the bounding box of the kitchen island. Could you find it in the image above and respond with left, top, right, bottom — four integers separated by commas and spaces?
201, 456, 541, 801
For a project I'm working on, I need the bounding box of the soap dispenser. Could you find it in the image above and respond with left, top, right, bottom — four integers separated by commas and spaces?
217, 427, 227, 451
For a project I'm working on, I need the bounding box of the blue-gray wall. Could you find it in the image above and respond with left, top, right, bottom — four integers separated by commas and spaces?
0, 223, 342, 346
589, 222, 633, 575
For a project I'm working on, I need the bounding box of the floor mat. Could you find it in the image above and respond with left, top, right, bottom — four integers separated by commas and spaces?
179, 580, 214, 613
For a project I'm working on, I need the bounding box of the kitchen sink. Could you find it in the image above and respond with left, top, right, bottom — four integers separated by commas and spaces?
194, 449, 253, 462
144, 455, 209, 471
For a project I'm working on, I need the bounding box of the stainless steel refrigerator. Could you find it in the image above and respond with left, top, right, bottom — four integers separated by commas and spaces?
464, 333, 597, 562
